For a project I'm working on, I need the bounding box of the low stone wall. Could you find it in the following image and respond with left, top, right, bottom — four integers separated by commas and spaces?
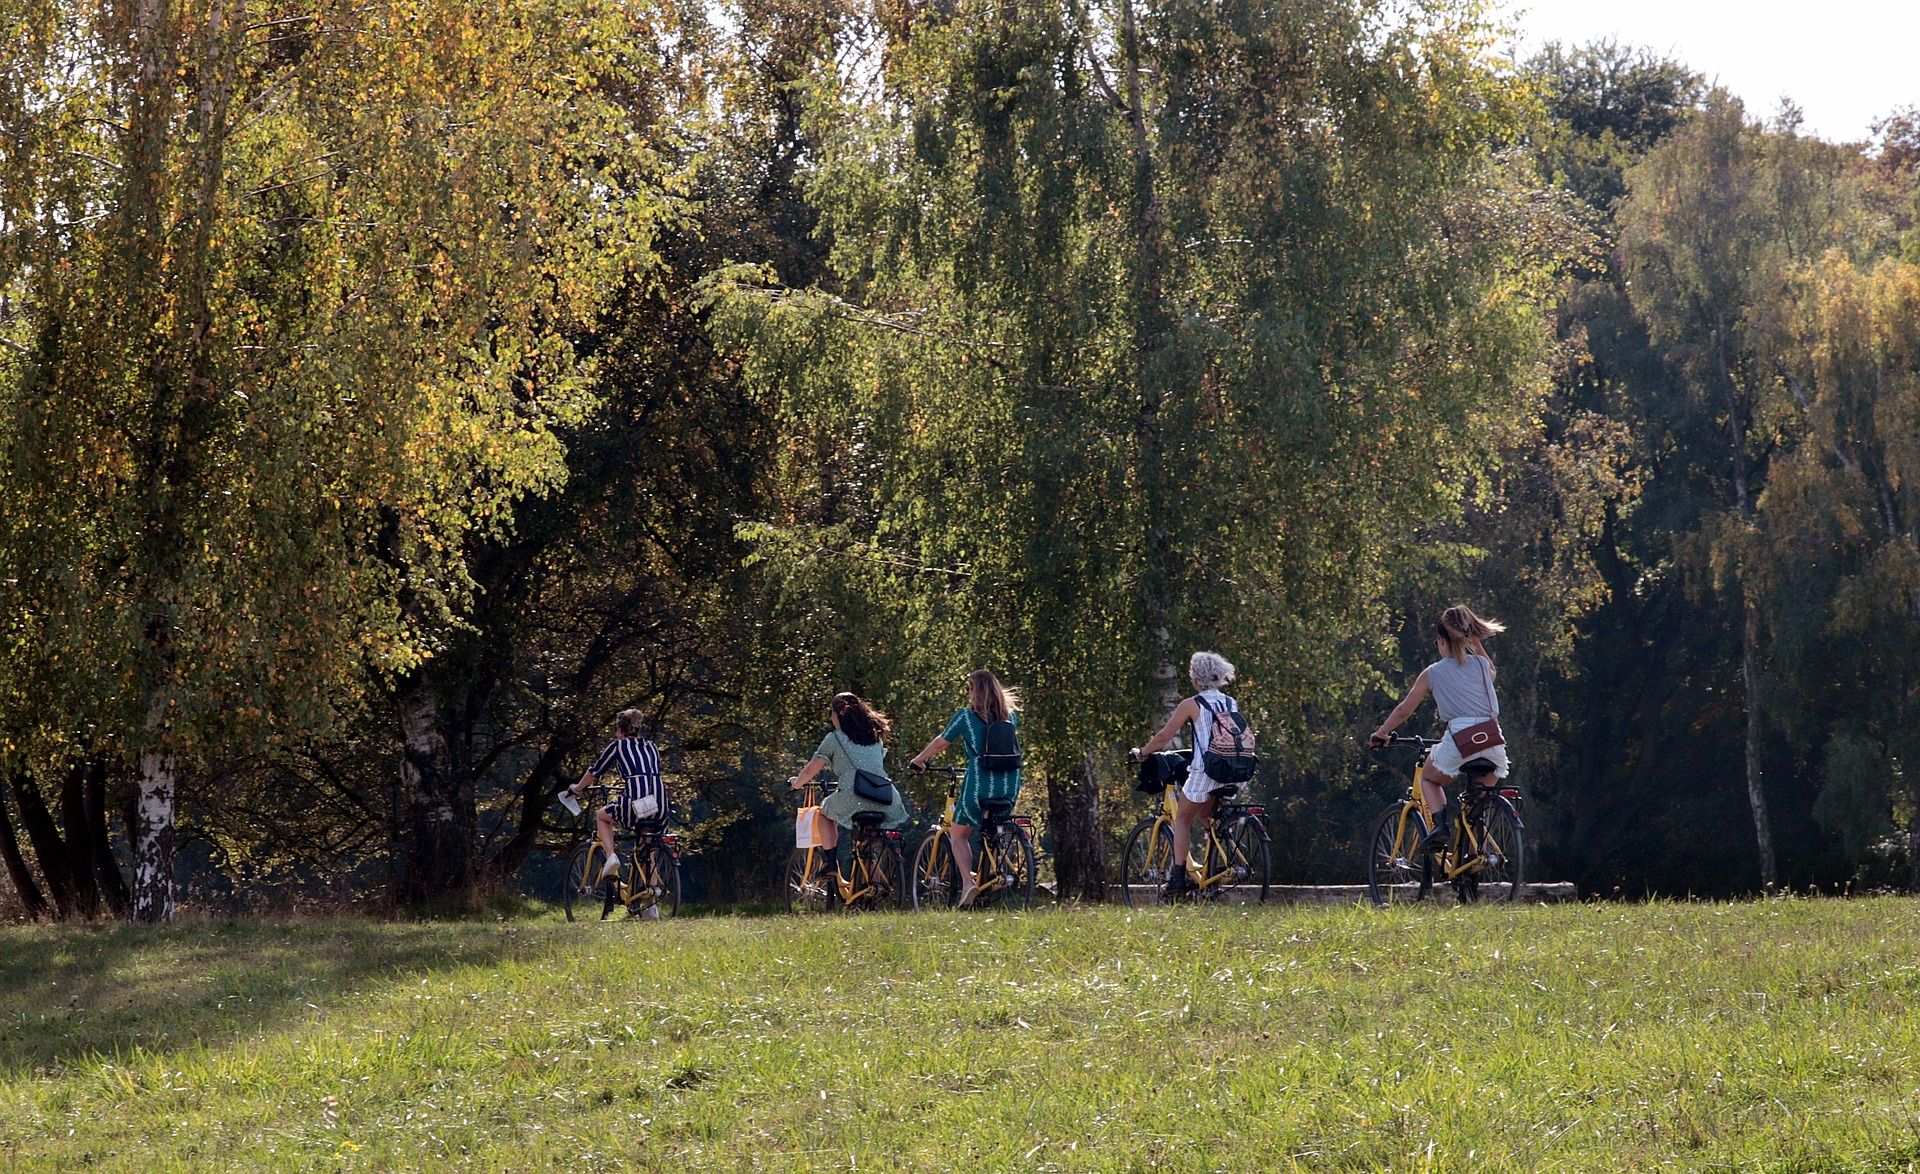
1103, 881, 1579, 905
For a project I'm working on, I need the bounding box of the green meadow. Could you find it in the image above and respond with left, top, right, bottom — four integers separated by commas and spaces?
3, 899, 1918, 1171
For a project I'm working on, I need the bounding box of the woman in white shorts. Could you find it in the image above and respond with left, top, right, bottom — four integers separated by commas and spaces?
1129, 651, 1246, 892
1369, 605, 1508, 847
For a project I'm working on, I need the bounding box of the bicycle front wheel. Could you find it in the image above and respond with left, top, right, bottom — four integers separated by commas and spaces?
785, 846, 833, 915
562, 842, 611, 923
1121, 819, 1173, 907
1366, 804, 1429, 907
1474, 804, 1525, 903
975, 825, 1035, 911
1212, 816, 1270, 904
911, 831, 958, 911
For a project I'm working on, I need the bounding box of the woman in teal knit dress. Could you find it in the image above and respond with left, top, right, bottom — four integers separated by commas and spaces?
907, 670, 1021, 907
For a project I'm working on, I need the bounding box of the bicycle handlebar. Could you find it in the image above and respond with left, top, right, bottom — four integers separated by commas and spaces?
1370, 733, 1440, 751
909, 763, 961, 777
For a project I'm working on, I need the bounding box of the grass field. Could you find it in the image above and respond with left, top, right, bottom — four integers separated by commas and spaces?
3, 897, 1919, 1171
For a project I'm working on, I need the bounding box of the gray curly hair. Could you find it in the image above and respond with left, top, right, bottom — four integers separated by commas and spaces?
1188, 651, 1235, 692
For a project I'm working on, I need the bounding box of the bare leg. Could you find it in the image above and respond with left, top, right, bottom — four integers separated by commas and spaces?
1170, 794, 1214, 880
949, 824, 977, 904
594, 808, 620, 872
1420, 764, 1453, 840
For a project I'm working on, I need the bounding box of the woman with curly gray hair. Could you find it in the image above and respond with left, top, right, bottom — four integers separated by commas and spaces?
1129, 651, 1245, 894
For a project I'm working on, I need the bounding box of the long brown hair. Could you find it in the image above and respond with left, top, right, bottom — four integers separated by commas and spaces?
1435, 605, 1506, 663
966, 670, 1019, 724
830, 692, 892, 746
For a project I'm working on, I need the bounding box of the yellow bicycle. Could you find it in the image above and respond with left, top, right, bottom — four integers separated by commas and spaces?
560, 784, 681, 921
1119, 752, 1270, 906
906, 765, 1035, 911
785, 779, 908, 914
1366, 733, 1525, 905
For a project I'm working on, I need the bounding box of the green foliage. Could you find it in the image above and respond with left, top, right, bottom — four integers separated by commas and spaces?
1527, 41, 1705, 211
709, 0, 1576, 804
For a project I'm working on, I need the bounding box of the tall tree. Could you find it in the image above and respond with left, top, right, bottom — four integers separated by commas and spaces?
0, 1, 669, 919
710, 0, 1573, 892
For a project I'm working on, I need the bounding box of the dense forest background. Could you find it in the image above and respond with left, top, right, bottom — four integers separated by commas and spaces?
2, 0, 1916, 921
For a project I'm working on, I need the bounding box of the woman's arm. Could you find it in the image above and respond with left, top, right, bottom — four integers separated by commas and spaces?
568, 766, 598, 797
1368, 669, 1431, 747
1132, 698, 1201, 758
788, 755, 828, 791
907, 735, 950, 771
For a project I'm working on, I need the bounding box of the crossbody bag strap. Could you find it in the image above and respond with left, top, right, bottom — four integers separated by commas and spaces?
1481, 656, 1498, 721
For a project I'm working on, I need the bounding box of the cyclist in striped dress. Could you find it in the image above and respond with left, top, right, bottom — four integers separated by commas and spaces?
567, 708, 668, 881
907, 670, 1021, 908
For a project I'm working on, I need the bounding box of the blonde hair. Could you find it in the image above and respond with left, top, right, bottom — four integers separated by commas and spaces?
613, 708, 648, 738
966, 670, 1018, 724
1188, 651, 1235, 692
1436, 605, 1505, 663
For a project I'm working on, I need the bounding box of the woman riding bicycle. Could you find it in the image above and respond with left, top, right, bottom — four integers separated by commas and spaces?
1369, 605, 1509, 848
907, 669, 1021, 908
787, 692, 911, 849
1128, 651, 1244, 894
567, 708, 669, 882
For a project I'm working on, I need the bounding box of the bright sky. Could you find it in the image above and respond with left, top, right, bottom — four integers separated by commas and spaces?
1498, 0, 1920, 144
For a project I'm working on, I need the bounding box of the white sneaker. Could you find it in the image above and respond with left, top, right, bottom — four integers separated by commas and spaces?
598, 853, 621, 880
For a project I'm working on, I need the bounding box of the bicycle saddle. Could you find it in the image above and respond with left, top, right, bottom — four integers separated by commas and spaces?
979, 798, 1015, 819
1459, 757, 1500, 777
850, 810, 889, 827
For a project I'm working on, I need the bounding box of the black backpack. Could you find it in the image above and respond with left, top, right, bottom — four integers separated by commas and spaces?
976, 713, 1023, 773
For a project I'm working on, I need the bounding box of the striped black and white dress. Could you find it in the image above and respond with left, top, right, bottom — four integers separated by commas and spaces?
589, 737, 668, 826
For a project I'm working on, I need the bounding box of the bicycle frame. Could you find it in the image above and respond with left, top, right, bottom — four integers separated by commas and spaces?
569, 784, 679, 917
793, 781, 903, 909
1376, 736, 1523, 888
913, 768, 1031, 900
1137, 783, 1268, 895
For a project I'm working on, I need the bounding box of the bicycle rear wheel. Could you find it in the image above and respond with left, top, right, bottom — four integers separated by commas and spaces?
974, 824, 1035, 910
1472, 804, 1525, 903
785, 846, 833, 915
1366, 804, 1430, 907
840, 836, 899, 913
1120, 819, 1173, 907
911, 831, 958, 911
641, 841, 682, 918
1211, 815, 1270, 904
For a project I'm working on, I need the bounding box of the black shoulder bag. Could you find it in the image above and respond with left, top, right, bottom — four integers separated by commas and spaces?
833, 729, 897, 804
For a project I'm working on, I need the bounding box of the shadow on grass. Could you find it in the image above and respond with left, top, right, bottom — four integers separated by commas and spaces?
0, 917, 540, 1076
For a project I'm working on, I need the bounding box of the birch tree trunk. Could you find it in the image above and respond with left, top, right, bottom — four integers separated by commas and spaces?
1117, 0, 1181, 723
132, 719, 178, 923
1722, 331, 1774, 890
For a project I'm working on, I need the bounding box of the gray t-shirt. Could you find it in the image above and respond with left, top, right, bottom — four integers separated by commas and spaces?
1427, 655, 1499, 724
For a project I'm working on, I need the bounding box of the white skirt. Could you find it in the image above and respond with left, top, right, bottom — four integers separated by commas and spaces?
1181, 763, 1242, 803
1426, 717, 1510, 779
